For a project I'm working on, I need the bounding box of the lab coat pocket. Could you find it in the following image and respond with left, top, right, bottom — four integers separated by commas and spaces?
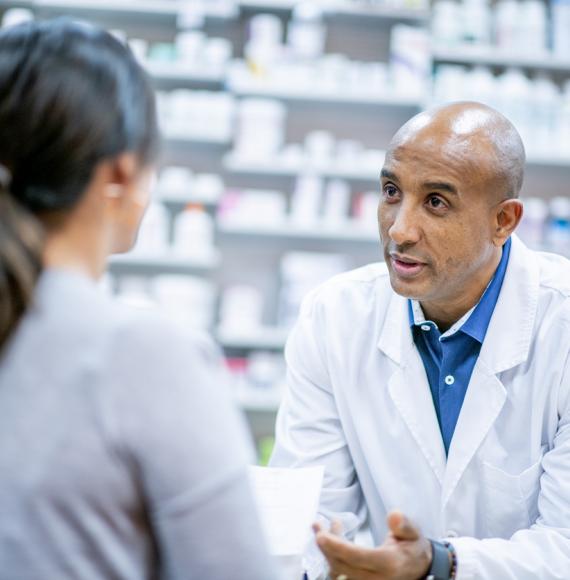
481, 457, 544, 538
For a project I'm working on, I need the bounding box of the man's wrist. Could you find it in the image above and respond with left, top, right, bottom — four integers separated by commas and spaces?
425, 540, 456, 580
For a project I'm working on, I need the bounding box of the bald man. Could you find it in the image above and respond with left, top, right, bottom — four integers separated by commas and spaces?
270, 102, 570, 580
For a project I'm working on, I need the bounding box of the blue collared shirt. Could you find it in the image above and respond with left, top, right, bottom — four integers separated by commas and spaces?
408, 238, 511, 454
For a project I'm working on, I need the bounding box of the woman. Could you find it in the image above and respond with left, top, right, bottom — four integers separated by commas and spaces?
0, 19, 278, 579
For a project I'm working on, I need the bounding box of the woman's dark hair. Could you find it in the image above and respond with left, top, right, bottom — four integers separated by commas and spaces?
0, 18, 159, 350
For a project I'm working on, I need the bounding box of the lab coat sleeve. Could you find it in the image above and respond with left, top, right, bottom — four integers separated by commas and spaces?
270, 289, 367, 580
449, 350, 570, 580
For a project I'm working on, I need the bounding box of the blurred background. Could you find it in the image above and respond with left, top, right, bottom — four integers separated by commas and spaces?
2, 0, 569, 461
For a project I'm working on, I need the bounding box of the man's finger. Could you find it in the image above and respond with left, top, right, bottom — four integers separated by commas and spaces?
315, 532, 380, 572
327, 553, 389, 580
387, 510, 419, 541
330, 520, 343, 536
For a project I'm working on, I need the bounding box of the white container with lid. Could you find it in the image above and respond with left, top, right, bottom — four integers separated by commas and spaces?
157, 166, 194, 200
2, 8, 34, 28
547, 197, 570, 253
461, 0, 491, 45
323, 179, 351, 226
290, 174, 324, 226
432, 1, 463, 46
518, 0, 548, 54
234, 99, 286, 161
494, 0, 521, 50
519, 197, 548, 248
287, 2, 326, 59
132, 203, 170, 256
173, 207, 215, 258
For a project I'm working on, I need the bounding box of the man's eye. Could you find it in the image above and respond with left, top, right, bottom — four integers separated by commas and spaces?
428, 195, 445, 209
384, 185, 398, 198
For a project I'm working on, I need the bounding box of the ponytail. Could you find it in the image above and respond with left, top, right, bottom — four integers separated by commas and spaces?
0, 166, 43, 350
0, 19, 159, 350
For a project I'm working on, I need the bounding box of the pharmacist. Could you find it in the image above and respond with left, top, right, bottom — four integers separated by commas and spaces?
271, 102, 570, 580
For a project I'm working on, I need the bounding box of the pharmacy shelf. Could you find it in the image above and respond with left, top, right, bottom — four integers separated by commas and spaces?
32, 0, 237, 19
526, 154, 570, 169
228, 76, 423, 108
145, 62, 226, 86
224, 154, 381, 182
108, 252, 221, 274
432, 44, 570, 73
217, 326, 290, 350
238, 0, 429, 22
332, 2, 429, 21
163, 132, 232, 147
0, 0, 33, 8
157, 191, 221, 208
218, 220, 379, 244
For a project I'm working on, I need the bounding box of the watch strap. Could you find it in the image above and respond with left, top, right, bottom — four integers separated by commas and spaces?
426, 539, 452, 580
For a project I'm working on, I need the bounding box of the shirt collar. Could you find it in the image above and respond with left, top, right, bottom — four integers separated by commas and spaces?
407, 237, 512, 343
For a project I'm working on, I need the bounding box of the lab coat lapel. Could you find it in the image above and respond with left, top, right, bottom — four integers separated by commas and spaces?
442, 367, 506, 506
378, 291, 447, 485
443, 235, 539, 506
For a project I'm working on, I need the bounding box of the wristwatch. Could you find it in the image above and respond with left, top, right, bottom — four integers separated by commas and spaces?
425, 540, 453, 580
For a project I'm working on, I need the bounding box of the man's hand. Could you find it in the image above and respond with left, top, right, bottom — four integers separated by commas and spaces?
313, 510, 432, 580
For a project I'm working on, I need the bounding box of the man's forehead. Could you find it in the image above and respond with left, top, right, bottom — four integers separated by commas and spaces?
385, 129, 497, 180
384, 103, 526, 199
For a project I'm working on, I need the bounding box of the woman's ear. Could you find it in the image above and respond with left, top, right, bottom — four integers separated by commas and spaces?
102, 152, 140, 204
494, 199, 523, 246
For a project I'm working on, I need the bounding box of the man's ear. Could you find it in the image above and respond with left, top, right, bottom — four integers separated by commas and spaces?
494, 199, 523, 246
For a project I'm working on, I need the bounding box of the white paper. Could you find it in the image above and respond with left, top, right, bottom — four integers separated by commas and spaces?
249, 465, 324, 557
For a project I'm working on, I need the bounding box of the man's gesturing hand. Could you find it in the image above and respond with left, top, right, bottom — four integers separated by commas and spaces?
314, 511, 432, 580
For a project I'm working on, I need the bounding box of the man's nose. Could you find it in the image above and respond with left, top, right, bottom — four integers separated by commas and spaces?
388, 203, 421, 246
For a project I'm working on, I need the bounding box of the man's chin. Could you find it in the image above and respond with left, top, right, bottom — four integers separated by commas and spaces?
387, 269, 427, 301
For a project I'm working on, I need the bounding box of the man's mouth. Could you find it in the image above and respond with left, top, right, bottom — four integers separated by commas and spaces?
389, 253, 427, 278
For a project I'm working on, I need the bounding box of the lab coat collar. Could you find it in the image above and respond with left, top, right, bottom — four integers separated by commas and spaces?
376, 289, 412, 367
377, 234, 539, 376
477, 234, 539, 374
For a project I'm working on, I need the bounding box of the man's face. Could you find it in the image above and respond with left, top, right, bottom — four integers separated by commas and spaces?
378, 136, 500, 306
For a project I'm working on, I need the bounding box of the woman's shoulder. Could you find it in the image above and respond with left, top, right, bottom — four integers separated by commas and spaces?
32, 268, 219, 374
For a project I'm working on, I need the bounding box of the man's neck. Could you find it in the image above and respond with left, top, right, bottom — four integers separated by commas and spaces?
419, 248, 502, 333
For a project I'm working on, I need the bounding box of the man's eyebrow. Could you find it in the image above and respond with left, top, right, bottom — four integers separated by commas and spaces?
380, 169, 398, 181
423, 182, 458, 195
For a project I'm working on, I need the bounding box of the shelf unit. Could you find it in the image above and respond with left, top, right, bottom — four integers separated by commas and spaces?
157, 191, 221, 208
108, 252, 221, 274
145, 62, 226, 87
238, 0, 429, 22
217, 326, 290, 350
223, 154, 382, 182
227, 76, 423, 108
237, 387, 282, 413
218, 220, 378, 244
163, 131, 232, 146
432, 44, 570, 73
32, 0, 237, 19
25, 0, 428, 21
3, 0, 569, 441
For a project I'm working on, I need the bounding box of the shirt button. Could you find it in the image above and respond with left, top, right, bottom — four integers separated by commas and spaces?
421, 324, 431, 331
445, 375, 455, 385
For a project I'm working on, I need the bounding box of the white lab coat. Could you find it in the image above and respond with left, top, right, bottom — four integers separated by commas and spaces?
271, 235, 570, 579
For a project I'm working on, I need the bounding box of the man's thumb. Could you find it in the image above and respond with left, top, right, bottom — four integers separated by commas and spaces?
387, 510, 419, 541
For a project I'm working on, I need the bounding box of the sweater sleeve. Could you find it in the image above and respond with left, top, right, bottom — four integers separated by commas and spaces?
101, 315, 282, 580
